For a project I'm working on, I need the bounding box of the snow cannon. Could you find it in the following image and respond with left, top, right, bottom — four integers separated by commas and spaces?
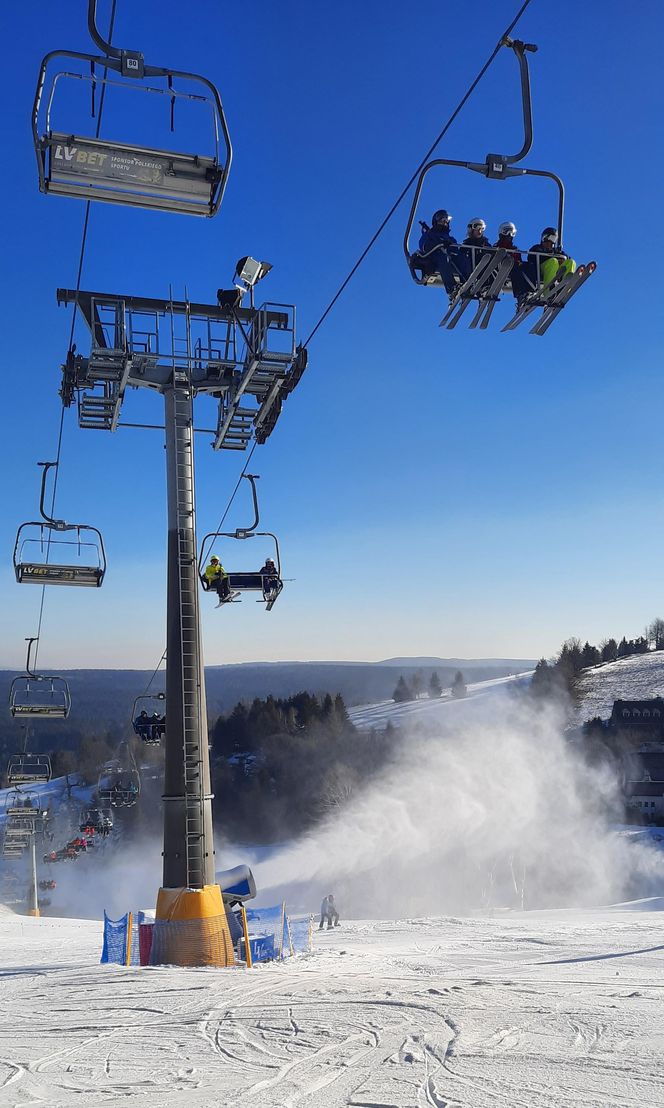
216, 864, 256, 907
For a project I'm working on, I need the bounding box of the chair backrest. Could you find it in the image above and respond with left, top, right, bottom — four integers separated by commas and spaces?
227, 572, 264, 590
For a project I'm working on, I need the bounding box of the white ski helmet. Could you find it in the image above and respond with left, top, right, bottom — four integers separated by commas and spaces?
467, 217, 486, 232
498, 221, 517, 237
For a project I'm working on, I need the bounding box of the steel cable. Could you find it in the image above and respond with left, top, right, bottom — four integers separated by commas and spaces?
32, 0, 118, 669
301, 0, 535, 350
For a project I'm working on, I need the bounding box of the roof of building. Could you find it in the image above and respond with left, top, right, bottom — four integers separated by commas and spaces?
612, 698, 664, 711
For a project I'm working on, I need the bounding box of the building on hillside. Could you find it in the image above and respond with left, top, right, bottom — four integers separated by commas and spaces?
624, 777, 664, 821
610, 699, 664, 737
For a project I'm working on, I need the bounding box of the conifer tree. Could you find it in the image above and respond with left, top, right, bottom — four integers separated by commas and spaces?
393, 675, 412, 703
428, 671, 443, 698
451, 671, 467, 699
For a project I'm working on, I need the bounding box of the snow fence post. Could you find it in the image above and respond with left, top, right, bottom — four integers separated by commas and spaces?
240, 905, 253, 968
125, 912, 133, 966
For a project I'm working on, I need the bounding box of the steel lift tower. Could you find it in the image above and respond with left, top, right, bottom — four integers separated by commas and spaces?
32, 0, 307, 964
58, 284, 306, 963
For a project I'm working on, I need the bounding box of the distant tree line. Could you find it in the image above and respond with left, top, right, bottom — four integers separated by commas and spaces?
210, 691, 395, 841
392, 670, 466, 702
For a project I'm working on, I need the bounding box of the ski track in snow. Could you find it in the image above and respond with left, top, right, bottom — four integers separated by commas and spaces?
1, 910, 664, 1106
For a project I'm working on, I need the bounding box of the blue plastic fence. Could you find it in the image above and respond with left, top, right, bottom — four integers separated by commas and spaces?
100, 909, 145, 965
287, 914, 313, 954
242, 905, 313, 962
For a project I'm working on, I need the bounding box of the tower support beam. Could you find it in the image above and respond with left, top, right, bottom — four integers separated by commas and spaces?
162, 383, 214, 890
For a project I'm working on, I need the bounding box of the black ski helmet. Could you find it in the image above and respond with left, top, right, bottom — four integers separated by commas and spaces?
541, 227, 558, 242
432, 209, 451, 226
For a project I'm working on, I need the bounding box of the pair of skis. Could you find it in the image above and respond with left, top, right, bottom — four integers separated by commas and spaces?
501, 262, 597, 334
216, 590, 241, 607
440, 249, 514, 330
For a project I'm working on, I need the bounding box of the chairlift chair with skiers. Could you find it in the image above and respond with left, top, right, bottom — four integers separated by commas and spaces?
199, 474, 284, 611
8, 638, 71, 722
404, 37, 595, 333
80, 806, 113, 834
5, 792, 46, 824
132, 692, 166, 744
32, 0, 232, 217
14, 462, 107, 587
97, 747, 140, 808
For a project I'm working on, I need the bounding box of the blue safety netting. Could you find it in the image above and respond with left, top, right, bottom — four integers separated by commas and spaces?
100, 911, 129, 964
244, 903, 285, 962
100, 910, 145, 965
287, 914, 313, 954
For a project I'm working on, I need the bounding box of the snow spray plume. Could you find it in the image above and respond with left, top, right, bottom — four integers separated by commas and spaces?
49, 836, 163, 920
252, 698, 664, 918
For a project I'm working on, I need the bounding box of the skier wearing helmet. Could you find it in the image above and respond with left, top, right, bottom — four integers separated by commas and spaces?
527, 227, 576, 289
416, 210, 462, 295
493, 221, 531, 303
461, 217, 492, 278
204, 554, 231, 604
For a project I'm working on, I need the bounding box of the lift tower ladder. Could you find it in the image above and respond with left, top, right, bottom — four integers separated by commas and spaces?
164, 382, 212, 888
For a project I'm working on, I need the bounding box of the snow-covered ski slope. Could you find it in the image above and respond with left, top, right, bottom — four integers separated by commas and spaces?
348, 651, 664, 733
349, 671, 532, 731
575, 650, 664, 722
2, 904, 664, 1107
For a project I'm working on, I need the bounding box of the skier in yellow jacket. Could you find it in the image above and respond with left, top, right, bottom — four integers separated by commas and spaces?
204, 555, 231, 606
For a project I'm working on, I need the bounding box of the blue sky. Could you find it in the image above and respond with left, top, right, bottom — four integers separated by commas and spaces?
1, 0, 663, 670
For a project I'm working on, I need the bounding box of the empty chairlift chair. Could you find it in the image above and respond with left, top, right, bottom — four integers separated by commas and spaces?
6, 753, 53, 785
199, 474, 284, 612
14, 462, 106, 587
8, 638, 71, 724
32, 0, 232, 217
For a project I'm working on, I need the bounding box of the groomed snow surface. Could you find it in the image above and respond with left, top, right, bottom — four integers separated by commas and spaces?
3, 655, 664, 1105
2, 904, 664, 1107
349, 672, 532, 732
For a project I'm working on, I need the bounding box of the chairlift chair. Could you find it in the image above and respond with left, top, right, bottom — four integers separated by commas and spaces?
2, 839, 27, 859
6, 752, 53, 785
32, 0, 232, 217
199, 475, 284, 611
6, 794, 44, 823
131, 692, 166, 744
404, 38, 594, 332
98, 749, 140, 807
8, 638, 71, 721
14, 462, 106, 587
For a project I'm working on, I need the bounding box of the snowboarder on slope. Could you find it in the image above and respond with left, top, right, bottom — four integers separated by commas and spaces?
319, 893, 340, 929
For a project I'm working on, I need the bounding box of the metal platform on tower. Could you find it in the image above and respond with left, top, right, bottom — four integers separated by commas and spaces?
58, 287, 306, 450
